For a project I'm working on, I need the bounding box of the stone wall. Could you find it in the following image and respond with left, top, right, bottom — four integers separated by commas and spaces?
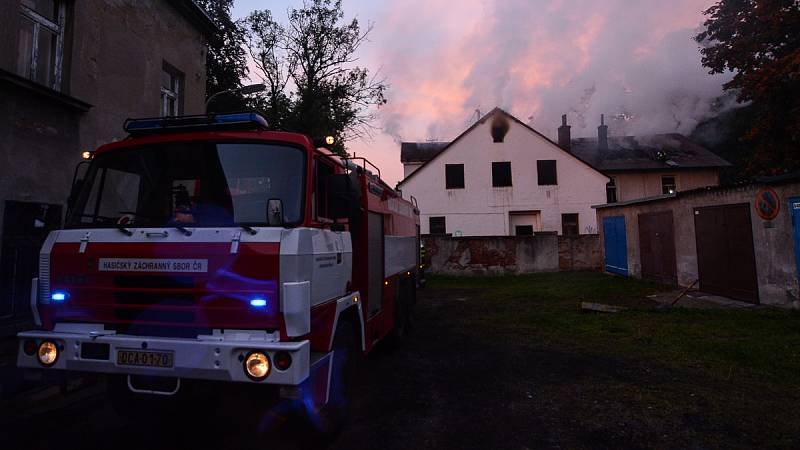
422, 234, 601, 276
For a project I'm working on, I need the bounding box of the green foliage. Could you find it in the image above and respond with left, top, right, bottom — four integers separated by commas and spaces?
242, 0, 387, 156
194, 0, 250, 110
695, 0, 800, 175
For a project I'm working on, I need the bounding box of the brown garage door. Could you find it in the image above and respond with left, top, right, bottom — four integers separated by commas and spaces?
694, 203, 759, 303
638, 211, 677, 284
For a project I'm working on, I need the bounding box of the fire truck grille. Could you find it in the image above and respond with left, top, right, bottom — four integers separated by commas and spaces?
113, 276, 194, 289
113, 308, 196, 323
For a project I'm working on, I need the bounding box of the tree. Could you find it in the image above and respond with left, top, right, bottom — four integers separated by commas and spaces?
695, 0, 800, 175
243, 0, 388, 156
195, 0, 250, 111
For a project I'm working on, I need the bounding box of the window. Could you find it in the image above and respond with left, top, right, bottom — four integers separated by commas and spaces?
606, 178, 617, 203
662, 176, 676, 195
537, 160, 558, 185
515, 225, 533, 236
161, 63, 184, 117
313, 158, 335, 220
445, 164, 465, 189
562, 213, 579, 236
16, 0, 66, 90
492, 162, 512, 187
429, 216, 446, 235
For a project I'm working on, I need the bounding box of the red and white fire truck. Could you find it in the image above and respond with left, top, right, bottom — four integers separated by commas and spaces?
16, 112, 420, 427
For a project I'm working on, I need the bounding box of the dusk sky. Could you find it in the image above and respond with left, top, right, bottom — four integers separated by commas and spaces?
232, 0, 732, 185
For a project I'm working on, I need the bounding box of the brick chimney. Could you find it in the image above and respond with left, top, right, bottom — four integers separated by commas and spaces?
557, 114, 571, 151
598, 114, 608, 150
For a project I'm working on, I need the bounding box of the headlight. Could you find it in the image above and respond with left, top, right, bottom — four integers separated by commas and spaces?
37, 341, 59, 366
244, 351, 270, 381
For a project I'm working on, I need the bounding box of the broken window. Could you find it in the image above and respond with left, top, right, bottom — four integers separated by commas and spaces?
492, 162, 512, 187
661, 176, 676, 195
16, 0, 66, 90
537, 160, 557, 185
429, 216, 446, 235
161, 62, 184, 117
606, 177, 617, 203
445, 164, 465, 189
561, 213, 579, 236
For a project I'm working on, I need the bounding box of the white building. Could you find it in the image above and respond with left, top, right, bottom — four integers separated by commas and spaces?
398, 108, 608, 236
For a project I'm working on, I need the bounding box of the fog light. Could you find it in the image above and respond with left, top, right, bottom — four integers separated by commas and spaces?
244, 351, 270, 380
274, 351, 292, 371
37, 341, 59, 366
23, 339, 37, 356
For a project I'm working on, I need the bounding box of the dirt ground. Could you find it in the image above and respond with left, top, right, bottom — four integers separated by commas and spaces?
1, 273, 799, 449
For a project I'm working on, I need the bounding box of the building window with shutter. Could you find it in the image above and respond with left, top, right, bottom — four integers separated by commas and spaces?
606, 177, 617, 203
445, 164, 465, 189
537, 160, 558, 185
661, 176, 676, 195
161, 63, 184, 117
491, 162, 512, 187
429, 216, 446, 235
561, 213, 579, 236
16, 0, 67, 90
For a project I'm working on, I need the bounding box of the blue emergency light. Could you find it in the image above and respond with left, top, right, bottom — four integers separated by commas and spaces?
250, 298, 268, 308
51, 291, 69, 302
123, 112, 269, 135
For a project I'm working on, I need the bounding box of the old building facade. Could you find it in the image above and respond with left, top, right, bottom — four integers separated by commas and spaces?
0, 0, 214, 327
398, 108, 609, 237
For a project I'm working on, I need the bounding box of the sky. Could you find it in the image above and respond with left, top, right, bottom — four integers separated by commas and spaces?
232, 0, 732, 186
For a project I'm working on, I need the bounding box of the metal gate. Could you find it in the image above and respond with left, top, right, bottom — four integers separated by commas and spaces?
1, 201, 62, 321
603, 216, 628, 276
638, 211, 677, 284
694, 203, 759, 303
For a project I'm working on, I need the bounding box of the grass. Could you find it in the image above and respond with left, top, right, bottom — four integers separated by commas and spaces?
426, 272, 800, 388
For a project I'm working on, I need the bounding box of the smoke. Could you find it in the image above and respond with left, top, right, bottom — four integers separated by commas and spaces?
373, 0, 733, 143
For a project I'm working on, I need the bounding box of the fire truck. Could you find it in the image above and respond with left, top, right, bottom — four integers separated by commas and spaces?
16, 112, 420, 428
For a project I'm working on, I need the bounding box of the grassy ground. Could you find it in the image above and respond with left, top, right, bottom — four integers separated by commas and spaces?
429, 271, 800, 389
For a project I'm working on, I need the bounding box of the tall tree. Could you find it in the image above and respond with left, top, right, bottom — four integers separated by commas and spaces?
243, 0, 388, 156
695, 0, 800, 175
195, 0, 249, 110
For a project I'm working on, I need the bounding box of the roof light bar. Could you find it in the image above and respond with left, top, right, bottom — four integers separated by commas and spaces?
123, 112, 269, 135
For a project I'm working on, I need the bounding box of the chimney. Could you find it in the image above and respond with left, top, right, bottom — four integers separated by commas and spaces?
557, 114, 571, 151
598, 114, 608, 150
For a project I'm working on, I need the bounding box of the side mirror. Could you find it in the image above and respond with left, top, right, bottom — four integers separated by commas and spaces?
267, 198, 283, 226
328, 174, 360, 220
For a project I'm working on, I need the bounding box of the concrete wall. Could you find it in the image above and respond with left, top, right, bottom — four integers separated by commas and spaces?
422, 234, 601, 275
596, 182, 800, 308
612, 169, 720, 202
399, 110, 609, 236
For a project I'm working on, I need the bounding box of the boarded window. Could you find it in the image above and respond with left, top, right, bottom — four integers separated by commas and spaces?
562, 213, 579, 236
445, 164, 464, 189
537, 160, 557, 185
606, 178, 617, 203
492, 162, 512, 187
515, 225, 533, 236
661, 176, 676, 195
429, 216, 446, 235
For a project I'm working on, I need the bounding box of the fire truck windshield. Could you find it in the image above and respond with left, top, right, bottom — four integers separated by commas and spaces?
66, 142, 306, 228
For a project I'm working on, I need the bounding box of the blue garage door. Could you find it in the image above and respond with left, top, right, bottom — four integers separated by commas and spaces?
603, 216, 628, 276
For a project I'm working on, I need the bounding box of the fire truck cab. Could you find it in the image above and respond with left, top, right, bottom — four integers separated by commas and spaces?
16, 112, 420, 425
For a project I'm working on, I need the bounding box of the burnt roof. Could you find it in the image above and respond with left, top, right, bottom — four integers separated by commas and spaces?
570, 134, 731, 172
400, 142, 449, 163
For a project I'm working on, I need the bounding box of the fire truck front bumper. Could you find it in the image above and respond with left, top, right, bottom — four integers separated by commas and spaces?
17, 325, 310, 386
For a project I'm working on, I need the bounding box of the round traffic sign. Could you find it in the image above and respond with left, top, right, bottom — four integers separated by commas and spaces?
755, 187, 780, 220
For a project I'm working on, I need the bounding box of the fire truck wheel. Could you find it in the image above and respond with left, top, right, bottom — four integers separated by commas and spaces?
303, 319, 360, 436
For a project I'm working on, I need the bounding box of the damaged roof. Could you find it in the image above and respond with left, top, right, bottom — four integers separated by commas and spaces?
400, 142, 449, 163
570, 134, 731, 172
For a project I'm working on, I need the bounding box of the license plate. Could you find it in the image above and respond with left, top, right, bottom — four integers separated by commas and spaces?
116, 349, 174, 368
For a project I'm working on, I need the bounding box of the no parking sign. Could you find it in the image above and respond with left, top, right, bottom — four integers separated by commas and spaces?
755, 187, 780, 220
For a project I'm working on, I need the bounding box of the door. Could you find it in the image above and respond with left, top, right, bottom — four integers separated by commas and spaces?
367, 212, 384, 317
789, 197, 800, 283
694, 203, 758, 303
603, 216, 628, 276
1, 201, 62, 320
638, 211, 677, 284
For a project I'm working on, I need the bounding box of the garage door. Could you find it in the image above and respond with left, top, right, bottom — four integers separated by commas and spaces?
694, 203, 759, 303
603, 216, 628, 276
638, 211, 677, 284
